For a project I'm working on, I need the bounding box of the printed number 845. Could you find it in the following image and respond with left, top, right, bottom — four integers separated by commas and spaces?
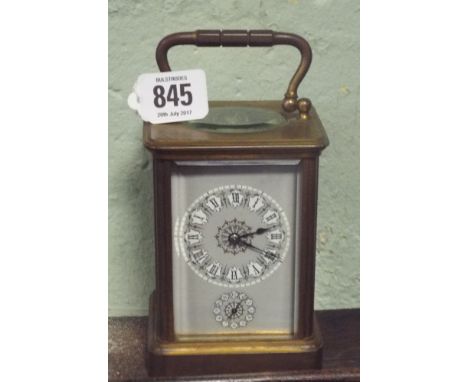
153, 83, 192, 108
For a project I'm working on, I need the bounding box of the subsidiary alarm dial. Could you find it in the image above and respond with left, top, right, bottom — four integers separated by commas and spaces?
213, 290, 256, 329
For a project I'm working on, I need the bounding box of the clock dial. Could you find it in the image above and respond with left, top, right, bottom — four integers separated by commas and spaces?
176, 185, 291, 288
213, 290, 256, 329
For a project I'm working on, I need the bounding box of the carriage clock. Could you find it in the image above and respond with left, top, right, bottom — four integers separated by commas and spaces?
143, 30, 329, 377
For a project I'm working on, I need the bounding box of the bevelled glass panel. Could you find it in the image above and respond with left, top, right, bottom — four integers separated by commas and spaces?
171, 160, 301, 340
188, 107, 287, 133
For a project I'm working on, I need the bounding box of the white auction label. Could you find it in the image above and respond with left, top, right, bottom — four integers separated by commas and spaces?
128, 69, 208, 124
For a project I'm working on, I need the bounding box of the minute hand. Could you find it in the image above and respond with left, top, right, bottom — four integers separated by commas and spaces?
239, 240, 269, 256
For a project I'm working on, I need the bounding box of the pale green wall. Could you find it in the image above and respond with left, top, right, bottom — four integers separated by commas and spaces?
109, 0, 359, 316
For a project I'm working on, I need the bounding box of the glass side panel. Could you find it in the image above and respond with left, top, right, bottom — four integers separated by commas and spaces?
188, 106, 287, 133
171, 160, 301, 340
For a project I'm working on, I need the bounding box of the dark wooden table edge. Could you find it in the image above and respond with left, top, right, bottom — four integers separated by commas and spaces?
112, 369, 360, 382
109, 308, 360, 382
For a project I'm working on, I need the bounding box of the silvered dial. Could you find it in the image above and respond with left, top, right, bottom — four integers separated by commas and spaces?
175, 185, 290, 287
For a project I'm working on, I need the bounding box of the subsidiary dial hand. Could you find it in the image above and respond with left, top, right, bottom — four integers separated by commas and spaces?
231, 303, 239, 317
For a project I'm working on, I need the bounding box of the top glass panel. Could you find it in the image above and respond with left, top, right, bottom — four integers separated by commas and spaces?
188, 106, 287, 133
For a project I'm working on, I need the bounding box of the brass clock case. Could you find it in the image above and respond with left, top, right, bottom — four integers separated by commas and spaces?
144, 30, 329, 378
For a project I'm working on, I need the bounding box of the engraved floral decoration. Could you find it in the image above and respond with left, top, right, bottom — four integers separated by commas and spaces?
215, 218, 252, 255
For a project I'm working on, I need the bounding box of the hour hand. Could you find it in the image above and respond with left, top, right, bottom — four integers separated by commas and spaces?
239, 226, 276, 238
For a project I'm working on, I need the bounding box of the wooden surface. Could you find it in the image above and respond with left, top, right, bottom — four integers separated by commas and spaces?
109, 309, 359, 382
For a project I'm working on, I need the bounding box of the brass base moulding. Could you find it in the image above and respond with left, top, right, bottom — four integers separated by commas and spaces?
147, 292, 323, 377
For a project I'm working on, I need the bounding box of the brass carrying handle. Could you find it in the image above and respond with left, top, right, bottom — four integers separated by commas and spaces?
156, 30, 313, 119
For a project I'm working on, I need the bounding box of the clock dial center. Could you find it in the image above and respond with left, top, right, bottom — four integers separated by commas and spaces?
216, 218, 252, 256
225, 302, 243, 319
228, 233, 240, 245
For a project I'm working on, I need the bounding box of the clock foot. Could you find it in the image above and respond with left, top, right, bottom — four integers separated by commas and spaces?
147, 347, 323, 377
